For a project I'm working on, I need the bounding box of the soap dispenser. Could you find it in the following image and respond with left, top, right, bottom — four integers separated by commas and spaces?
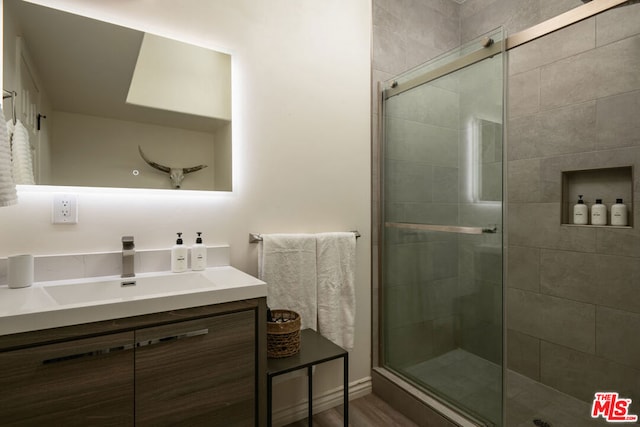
573, 195, 588, 225
611, 198, 628, 226
591, 198, 607, 225
171, 232, 188, 272
191, 232, 207, 271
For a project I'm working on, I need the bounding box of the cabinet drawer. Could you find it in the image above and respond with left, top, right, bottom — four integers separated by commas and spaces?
0, 332, 135, 426
135, 310, 256, 426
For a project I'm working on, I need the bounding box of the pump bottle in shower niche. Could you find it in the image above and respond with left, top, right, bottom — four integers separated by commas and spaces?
573, 195, 588, 225
591, 199, 607, 225
611, 198, 628, 226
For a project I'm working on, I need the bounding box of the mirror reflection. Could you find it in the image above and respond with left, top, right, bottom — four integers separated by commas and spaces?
475, 117, 502, 202
3, 0, 232, 191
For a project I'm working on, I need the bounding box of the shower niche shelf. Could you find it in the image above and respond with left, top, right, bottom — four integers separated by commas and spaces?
561, 166, 633, 228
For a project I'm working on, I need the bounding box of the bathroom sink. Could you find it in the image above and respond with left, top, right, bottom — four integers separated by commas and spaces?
0, 266, 266, 336
0, 286, 57, 313
43, 271, 216, 306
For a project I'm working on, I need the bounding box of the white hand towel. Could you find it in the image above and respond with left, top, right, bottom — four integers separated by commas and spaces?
6, 120, 14, 140
316, 232, 356, 351
259, 234, 317, 330
0, 109, 18, 206
10, 120, 35, 185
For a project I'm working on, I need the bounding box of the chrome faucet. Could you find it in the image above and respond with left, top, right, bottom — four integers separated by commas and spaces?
121, 236, 135, 278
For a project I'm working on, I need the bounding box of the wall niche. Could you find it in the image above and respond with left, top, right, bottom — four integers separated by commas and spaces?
561, 166, 633, 227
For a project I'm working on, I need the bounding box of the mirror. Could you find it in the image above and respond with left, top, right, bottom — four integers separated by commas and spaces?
3, 0, 232, 191
472, 117, 502, 202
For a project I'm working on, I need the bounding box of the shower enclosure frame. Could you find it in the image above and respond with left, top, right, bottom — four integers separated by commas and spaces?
376, 27, 507, 427
372, 0, 634, 425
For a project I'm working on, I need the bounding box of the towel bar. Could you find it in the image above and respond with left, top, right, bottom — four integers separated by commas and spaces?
249, 231, 360, 243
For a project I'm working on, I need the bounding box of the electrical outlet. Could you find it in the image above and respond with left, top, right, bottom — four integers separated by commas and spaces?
52, 194, 78, 224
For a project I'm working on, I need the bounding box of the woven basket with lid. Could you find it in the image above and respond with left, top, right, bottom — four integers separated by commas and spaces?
267, 309, 301, 358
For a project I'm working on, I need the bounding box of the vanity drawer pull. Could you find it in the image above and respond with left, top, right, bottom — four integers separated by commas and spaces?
40, 327, 209, 363
42, 344, 134, 365
136, 328, 209, 348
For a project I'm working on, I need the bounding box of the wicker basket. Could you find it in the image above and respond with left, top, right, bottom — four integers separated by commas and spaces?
267, 310, 301, 358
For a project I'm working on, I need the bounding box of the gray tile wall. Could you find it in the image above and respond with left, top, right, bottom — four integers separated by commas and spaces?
374, 0, 640, 412
382, 80, 462, 365
455, 51, 504, 363
376, 1, 507, 371
373, 0, 462, 368
498, 0, 640, 405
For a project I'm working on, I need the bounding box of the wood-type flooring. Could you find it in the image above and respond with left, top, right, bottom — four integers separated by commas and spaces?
283, 393, 418, 427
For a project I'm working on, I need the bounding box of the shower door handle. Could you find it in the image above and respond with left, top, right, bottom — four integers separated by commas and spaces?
385, 222, 498, 235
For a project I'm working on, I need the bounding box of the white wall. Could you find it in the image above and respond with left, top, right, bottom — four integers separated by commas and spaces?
0, 0, 372, 419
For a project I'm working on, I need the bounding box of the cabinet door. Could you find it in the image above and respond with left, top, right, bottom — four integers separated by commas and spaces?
135, 310, 256, 426
0, 332, 134, 426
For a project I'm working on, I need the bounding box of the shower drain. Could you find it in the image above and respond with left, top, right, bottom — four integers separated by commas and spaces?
532, 419, 551, 427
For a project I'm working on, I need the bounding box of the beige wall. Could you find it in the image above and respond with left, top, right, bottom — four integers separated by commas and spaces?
0, 0, 372, 420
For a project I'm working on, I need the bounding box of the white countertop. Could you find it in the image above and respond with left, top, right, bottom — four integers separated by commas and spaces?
0, 266, 266, 336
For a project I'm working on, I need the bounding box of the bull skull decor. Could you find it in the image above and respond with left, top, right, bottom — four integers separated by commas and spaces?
138, 145, 208, 189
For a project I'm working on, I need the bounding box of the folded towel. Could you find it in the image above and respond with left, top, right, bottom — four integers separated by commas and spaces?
0, 108, 17, 206
10, 120, 35, 185
6, 120, 13, 139
316, 232, 356, 351
259, 234, 318, 330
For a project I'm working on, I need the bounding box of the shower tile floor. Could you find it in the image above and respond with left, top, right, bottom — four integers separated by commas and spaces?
406, 349, 611, 427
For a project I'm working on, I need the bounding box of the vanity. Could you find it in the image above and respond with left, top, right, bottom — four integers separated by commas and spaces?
0, 267, 267, 426
0, 0, 264, 424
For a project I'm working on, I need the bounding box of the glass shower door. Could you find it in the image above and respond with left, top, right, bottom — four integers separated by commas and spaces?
381, 29, 504, 426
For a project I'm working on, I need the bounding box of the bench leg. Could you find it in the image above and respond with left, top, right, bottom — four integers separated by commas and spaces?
343, 354, 349, 427
308, 366, 313, 426
267, 374, 273, 427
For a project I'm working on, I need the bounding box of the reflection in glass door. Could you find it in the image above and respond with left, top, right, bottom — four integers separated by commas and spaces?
380, 29, 504, 426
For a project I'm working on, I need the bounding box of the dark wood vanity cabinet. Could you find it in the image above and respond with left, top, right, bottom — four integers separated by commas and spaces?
0, 332, 135, 426
136, 310, 256, 426
0, 298, 267, 427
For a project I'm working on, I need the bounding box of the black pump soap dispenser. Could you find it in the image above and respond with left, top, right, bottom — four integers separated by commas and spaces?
191, 232, 207, 271
171, 232, 188, 272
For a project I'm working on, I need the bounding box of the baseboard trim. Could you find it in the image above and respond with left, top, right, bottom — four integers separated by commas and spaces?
271, 376, 372, 426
